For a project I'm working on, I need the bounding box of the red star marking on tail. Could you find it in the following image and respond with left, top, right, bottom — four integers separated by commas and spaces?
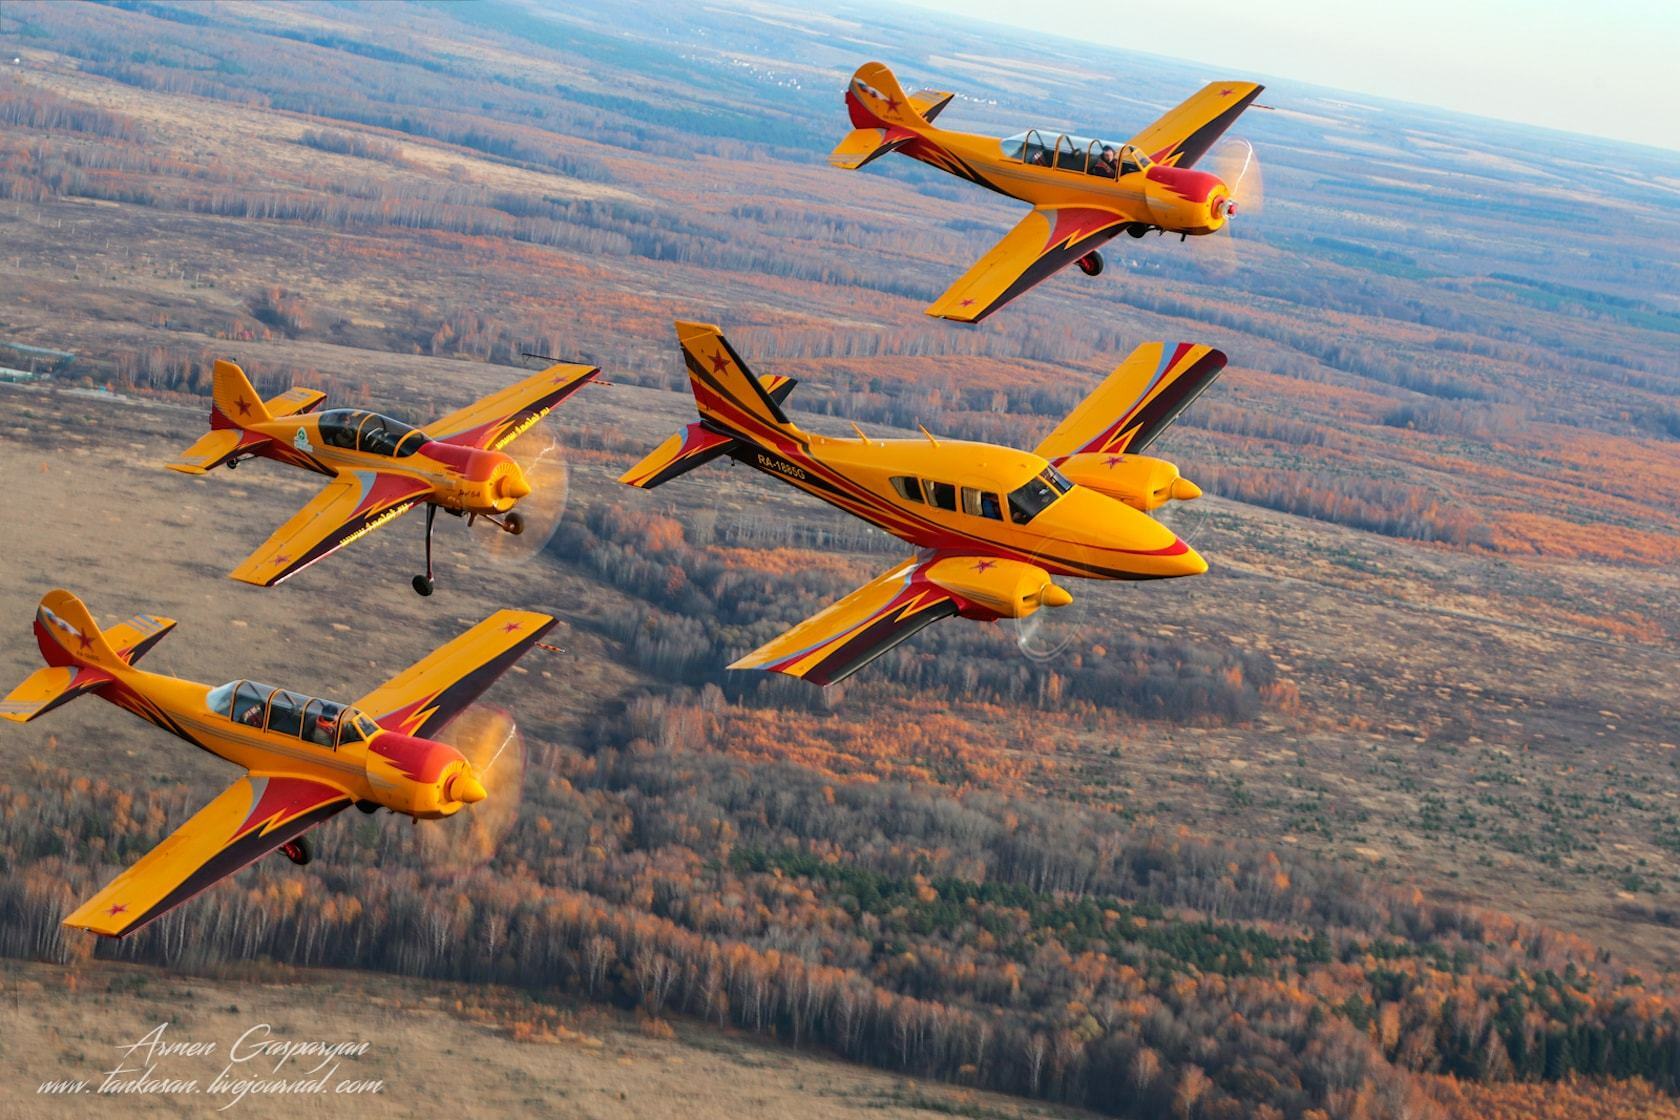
883, 96, 899, 113
106, 903, 128, 916
235, 397, 253, 416
76, 629, 95, 652
500, 621, 522, 634
708, 352, 730, 375
973, 559, 996, 573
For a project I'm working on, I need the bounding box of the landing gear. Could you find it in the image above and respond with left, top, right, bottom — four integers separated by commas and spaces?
355, 799, 380, 814
413, 503, 437, 597
1126, 223, 1152, 239
504, 511, 525, 536
226, 458, 239, 470
1077, 250, 1104, 277
279, 837, 312, 866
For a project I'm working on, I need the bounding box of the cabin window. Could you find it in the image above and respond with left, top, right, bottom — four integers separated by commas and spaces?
890, 476, 924, 503
1052, 134, 1081, 172
1119, 144, 1149, 176
925, 480, 958, 511
1088, 140, 1120, 179
206, 682, 236, 718
264, 689, 307, 737
318, 409, 365, 449
1008, 476, 1062, 524
961, 487, 1003, 520
229, 681, 269, 727
301, 699, 345, 747
1042, 466, 1073, 494
359, 415, 426, 457
337, 711, 380, 747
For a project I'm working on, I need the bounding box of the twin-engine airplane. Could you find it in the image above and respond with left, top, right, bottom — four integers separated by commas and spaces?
169, 357, 598, 595
0, 589, 554, 937
831, 62, 1263, 322
622, 321, 1226, 686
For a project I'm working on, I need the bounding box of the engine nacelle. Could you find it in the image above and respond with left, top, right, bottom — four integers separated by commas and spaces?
1056, 453, 1201, 512
923, 556, 1072, 620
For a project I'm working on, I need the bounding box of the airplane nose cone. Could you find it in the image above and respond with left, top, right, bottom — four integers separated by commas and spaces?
499, 466, 531, 501
449, 770, 487, 805
1170, 541, 1208, 577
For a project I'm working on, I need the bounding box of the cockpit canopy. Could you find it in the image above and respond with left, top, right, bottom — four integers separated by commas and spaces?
889, 464, 1073, 525
207, 680, 379, 748
1002, 131, 1152, 180
317, 409, 430, 458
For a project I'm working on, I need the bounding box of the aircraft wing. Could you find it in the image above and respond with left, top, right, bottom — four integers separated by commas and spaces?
1128, 81, 1263, 168
356, 610, 557, 739
926, 205, 1130, 323
730, 555, 959, 686
63, 774, 352, 938
430, 363, 599, 451
1035, 342, 1228, 461
228, 470, 432, 587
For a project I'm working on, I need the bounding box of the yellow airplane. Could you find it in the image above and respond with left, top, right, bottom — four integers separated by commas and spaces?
169, 357, 598, 595
622, 321, 1226, 685
0, 589, 554, 937
831, 61, 1263, 322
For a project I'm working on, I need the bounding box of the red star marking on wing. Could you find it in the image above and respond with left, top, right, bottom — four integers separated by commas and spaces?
958, 298, 975, 307
106, 903, 128, 916
235, 397, 253, 416
500, 621, 522, 634
1219, 87, 1235, 97
272, 553, 292, 566
708, 351, 730, 375
1104, 455, 1123, 469
973, 559, 996, 572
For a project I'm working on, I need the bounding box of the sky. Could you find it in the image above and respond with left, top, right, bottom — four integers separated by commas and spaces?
904, 0, 1680, 152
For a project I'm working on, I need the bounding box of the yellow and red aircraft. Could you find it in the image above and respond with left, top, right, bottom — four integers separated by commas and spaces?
831, 61, 1263, 322
621, 321, 1225, 685
0, 589, 554, 937
169, 357, 598, 595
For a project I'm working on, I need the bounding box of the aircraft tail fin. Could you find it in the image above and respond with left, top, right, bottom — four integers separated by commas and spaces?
171, 360, 323, 473
672, 320, 803, 447
621, 373, 797, 490
844, 62, 932, 132
1, 590, 160, 720
210, 359, 272, 429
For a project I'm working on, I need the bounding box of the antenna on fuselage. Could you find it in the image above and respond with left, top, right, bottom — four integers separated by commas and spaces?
849, 421, 870, 444
917, 423, 940, 447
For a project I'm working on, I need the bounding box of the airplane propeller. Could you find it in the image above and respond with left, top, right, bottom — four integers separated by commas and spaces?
1009, 533, 1091, 662
416, 705, 525, 875
484, 424, 571, 565
1204, 139, 1265, 274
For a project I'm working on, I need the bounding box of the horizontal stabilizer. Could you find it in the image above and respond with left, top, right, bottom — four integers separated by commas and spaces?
830, 126, 910, 170
168, 428, 269, 475
0, 664, 113, 722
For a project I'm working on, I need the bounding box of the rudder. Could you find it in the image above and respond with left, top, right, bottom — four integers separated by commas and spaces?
674, 320, 802, 445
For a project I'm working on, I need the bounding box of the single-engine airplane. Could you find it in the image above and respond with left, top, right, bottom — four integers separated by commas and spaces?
831, 61, 1263, 322
621, 321, 1226, 685
0, 589, 554, 937
169, 357, 598, 594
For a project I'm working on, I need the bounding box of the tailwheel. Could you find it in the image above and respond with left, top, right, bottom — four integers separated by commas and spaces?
279, 837, 312, 866
1077, 250, 1104, 277
412, 574, 434, 597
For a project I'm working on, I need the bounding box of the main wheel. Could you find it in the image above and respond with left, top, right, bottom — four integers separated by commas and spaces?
1126, 223, 1151, 239
226, 458, 238, 470
355, 799, 380, 815
412, 574, 434, 597
504, 511, 526, 536
280, 837, 312, 866
1077, 250, 1104, 277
